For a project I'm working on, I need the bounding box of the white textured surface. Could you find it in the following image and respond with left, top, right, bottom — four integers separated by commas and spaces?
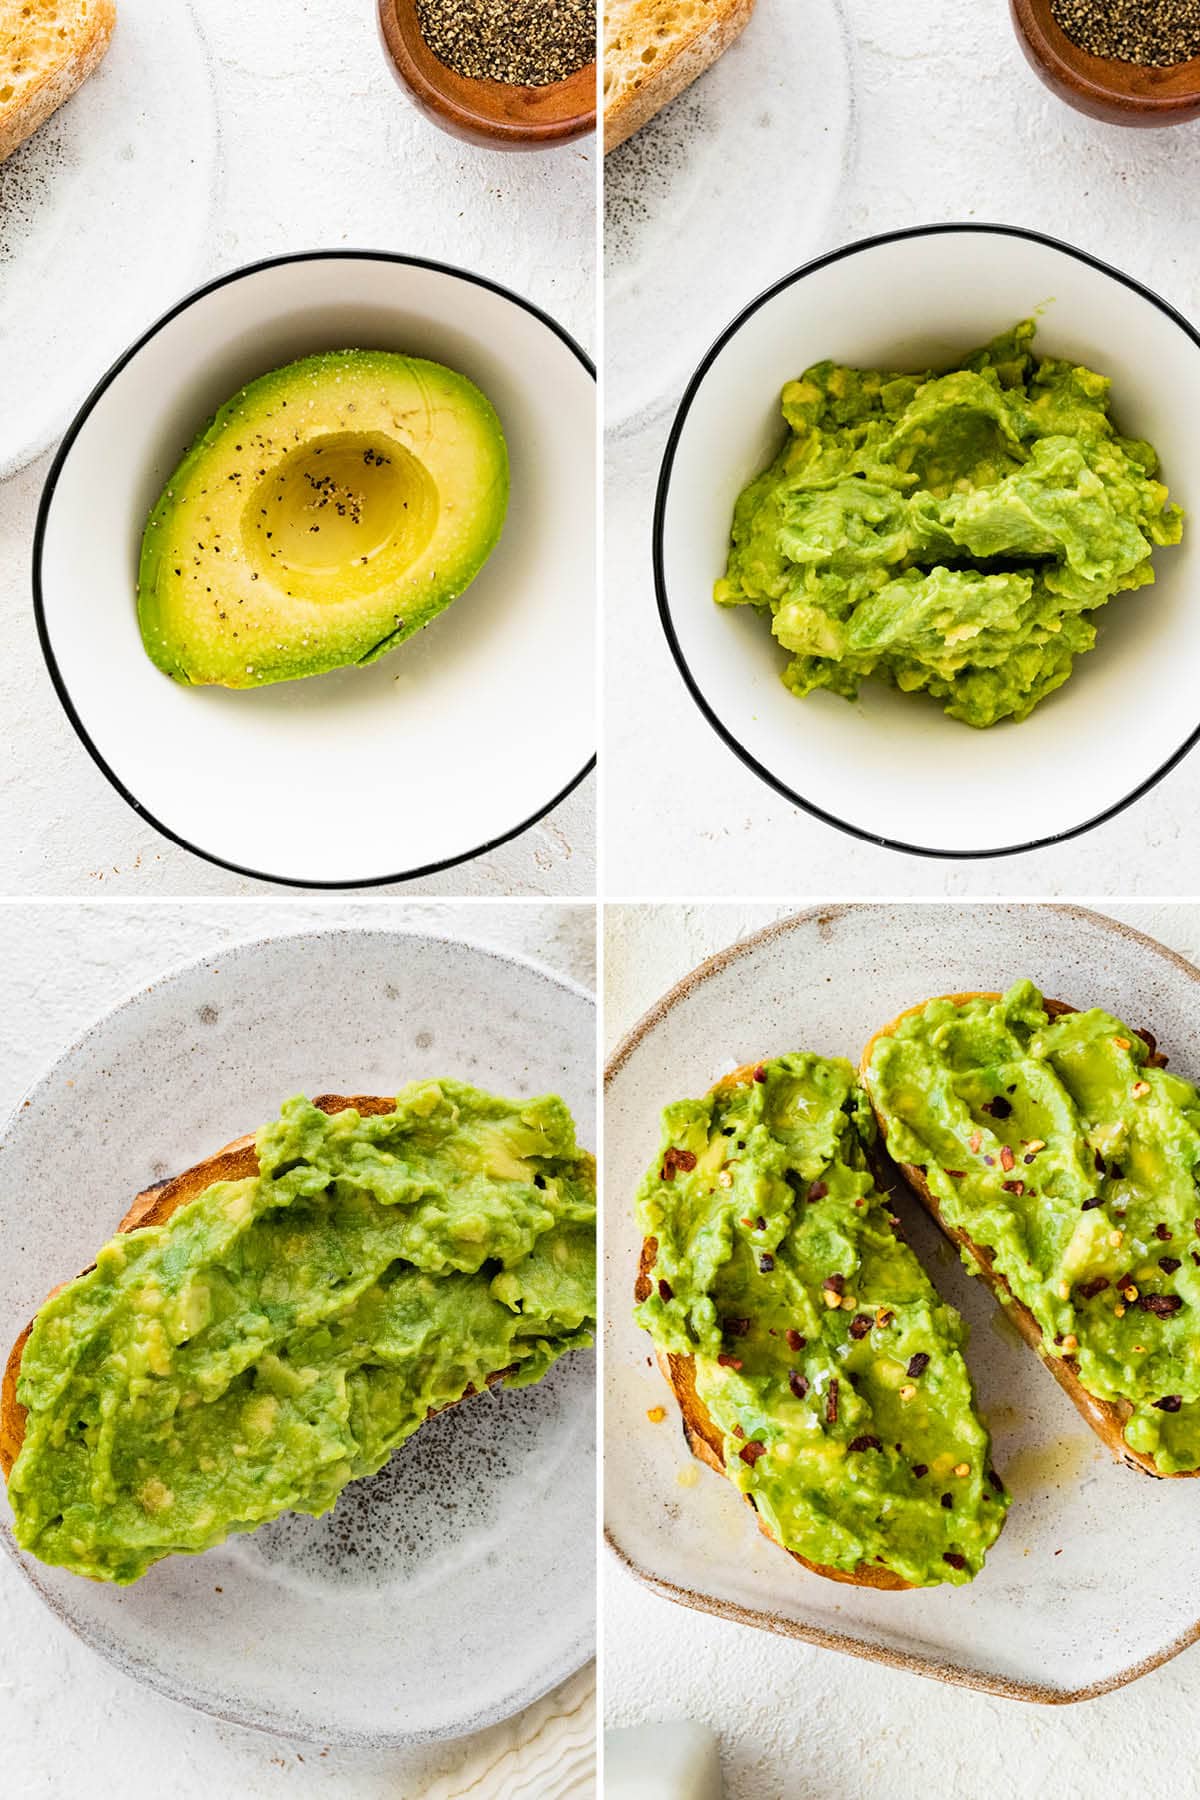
606, 0, 1200, 896
0, 0, 595, 896
0, 900, 596, 1795
604, 901, 1200, 1798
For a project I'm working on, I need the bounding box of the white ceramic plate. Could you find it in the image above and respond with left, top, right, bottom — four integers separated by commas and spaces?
34, 253, 596, 887
0, 928, 596, 1744
655, 225, 1200, 858
0, 0, 217, 479
604, 0, 853, 434
605, 904, 1200, 1702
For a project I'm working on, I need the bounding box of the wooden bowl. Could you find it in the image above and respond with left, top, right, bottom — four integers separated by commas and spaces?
1011, 0, 1200, 125
379, 0, 596, 150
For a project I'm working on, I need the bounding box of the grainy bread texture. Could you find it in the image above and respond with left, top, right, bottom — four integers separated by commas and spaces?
0, 0, 116, 164
862, 995, 1194, 1481
603, 0, 755, 152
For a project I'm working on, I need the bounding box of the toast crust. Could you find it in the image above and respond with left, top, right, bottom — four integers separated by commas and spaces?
637, 1060, 910, 1590
0, 1094, 512, 1482
861, 995, 1192, 1481
603, 0, 756, 153
0, 1, 117, 164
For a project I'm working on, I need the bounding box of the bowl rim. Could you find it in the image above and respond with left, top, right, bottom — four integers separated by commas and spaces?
653, 219, 1200, 862
1010, 0, 1200, 116
32, 247, 596, 892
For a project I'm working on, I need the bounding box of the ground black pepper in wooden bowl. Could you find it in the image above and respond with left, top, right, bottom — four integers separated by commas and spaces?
415, 0, 596, 88
1051, 0, 1200, 65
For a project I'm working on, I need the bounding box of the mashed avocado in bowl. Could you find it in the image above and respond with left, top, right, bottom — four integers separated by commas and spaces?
716, 321, 1184, 728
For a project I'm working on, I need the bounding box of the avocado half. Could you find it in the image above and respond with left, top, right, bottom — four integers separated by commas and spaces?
138, 350, 509, 687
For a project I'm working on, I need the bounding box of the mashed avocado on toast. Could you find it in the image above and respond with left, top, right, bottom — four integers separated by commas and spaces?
864, 983, 1200, 1475
7, 1085, 595, 1583
635, 1055, 1008, 1586
716, 321, 1183, 727
138, 350, 508, 688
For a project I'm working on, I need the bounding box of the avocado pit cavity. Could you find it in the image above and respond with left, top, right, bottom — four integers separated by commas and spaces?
244, 431, 439, 592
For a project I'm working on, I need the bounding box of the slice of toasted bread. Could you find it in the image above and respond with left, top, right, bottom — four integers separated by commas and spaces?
603, 0, 756, 154
861, 996, 1191, 1481
0, 1094, 514, 1482
636, 1061, 911, 1590
0, 1, 116, 165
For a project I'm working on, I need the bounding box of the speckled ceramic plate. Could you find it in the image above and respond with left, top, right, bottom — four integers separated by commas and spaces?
0, 927, 595, 1745
605, 904, 1200, 1702
604, 0, 854, 434
0, 0, 218, 478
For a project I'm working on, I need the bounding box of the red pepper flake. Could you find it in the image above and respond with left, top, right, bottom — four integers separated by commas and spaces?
946, 1170, 966, 1180
1077, 1276, 1110, 1299
907, 1352, 930, 1379
732, 1423, 745, 1439
1023, 1152, 1036, 1165
943, 1551, 967, 1571
826, 1378, 839, 1424
848, 1314, 873, 1340
657, 1278, 673, 1302
716, 1353, 743, 1370
848, 1434, 882, 1452
1194, 1218, 1200, 1238
912, 1462, 929, 1478
786, 1329, 806, 1352
983, 1156, 995, 1167
1139, 1293, 1183, 1317
1160, 1256, 1182, 1274
722, 1316, 751, 1338
876, 1309, 895, 1328
823, 1273, 846, 1298
1193, 1252, 1200, 1267
999, 1145, 1015, 1172
1156, 1223, 1173, 1241
753, 1066, 767, 1083
739, 1439, 766, 1465
940, 1493, 953, 1509
755, 1215, 767, 1232
660, 1147, 697, 1182
807, 1180, 828, 1202
1081, 1197, 1104, 1211
789, 1370, 809, 1399
1155, 1395, 1183, 1412
758, 1252, 775, 1273
968, 1131, 982, 1154
1002, 1179, 1025, 1196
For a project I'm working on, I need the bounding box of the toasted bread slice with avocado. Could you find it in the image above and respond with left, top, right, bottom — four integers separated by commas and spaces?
4, 1088, 596, 1582
635, 1058, 1008, 1590
861, 987, 1200, 1480
0, 0, 117, 165
0, 1096, 467, 1480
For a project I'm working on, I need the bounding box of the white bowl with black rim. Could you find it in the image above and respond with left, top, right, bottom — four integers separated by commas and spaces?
654, 223, 1200, 860
34, 251, 595, 889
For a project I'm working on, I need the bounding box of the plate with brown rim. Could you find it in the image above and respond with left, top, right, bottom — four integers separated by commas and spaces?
604, 902, 1200, 1702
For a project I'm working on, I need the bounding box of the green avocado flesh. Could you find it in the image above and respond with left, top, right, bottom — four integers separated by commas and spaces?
864, 983, 1200, 1474
8, 1085, 595, 1583
715, 321, 1183, 727
634, 1057, 1008, 1586
138, 351, 509, 688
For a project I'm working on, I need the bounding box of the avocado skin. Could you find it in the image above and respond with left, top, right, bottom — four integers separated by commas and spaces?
138, 350, 509, 688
